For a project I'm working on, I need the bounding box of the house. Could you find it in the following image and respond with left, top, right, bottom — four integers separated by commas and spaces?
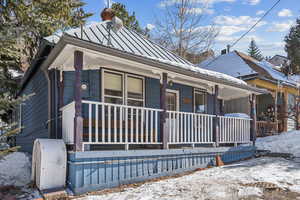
200, 51, 299, 136
16, 11, 265, 194
268, 55, 289, 68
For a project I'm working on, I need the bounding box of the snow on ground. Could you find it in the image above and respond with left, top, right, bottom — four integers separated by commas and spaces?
0, 152, 41, 200
0, 152, 31, 186
256, 130, 300, 157
76, 157, 300, 200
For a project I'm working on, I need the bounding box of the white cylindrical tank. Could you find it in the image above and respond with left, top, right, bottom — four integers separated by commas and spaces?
32, 139, 67, 191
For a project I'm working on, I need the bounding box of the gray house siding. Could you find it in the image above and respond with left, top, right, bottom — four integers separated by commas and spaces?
63, 70, 215, 114
145, 77, 160, 109
17, 69, 49, 152
224, 97, 250, 115
167, 83, 193, 112
63, 70, 101, 106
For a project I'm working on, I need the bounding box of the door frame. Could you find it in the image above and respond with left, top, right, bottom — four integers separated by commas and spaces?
166, 89, 180, 111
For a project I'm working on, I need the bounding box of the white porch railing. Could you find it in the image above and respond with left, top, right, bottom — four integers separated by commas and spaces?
81, 100, 162, 144
218, 116, 251, 143
166, 111, 214, 144
61, 101, 252, 147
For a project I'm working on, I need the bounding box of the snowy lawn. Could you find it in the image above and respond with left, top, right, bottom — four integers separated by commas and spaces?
256, 130, 300, 156
0, 152, 40, 200
76, 157, 300, 200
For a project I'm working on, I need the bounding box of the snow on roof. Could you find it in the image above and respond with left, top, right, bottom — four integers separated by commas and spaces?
199, 51, 257, 77
200, 51, 298, 87
253, 60, 297, 86
44, 21, 246, 86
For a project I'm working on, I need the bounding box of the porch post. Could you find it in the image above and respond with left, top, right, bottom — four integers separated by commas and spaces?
160, 72, 168, 149
274, 91, 279, 133
213, 85, 219, 146
74, 50, 83, 151
283, 91, 288, 132
250, 93, 257, 145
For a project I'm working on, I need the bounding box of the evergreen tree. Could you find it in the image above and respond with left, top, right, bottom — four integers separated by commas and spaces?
248, 39, 263, 61
0, 0, 92, 122
111, 3, 143, 34
285, 18, 300, 74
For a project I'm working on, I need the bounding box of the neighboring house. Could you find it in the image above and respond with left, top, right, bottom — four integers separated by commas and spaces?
200, 51, 299, 136
16, 15, 264, 194
268, 55, 289, 68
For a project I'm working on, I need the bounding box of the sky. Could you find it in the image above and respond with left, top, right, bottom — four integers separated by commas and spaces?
82, 0, 299, 57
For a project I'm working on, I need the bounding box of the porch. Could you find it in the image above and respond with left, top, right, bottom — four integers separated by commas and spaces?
45, 35, 265, 152
61, 100, 252, 151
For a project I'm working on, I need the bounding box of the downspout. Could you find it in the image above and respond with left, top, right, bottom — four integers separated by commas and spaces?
43, 68, 52, 138
54, 69, 58, 139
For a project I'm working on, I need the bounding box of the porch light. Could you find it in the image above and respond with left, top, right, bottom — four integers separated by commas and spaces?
168, 80, 174, 87
81, 83, 88, 91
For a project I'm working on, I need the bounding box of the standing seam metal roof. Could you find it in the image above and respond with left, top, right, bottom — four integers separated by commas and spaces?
44, 21, 254, 87
45, 21, 191, 66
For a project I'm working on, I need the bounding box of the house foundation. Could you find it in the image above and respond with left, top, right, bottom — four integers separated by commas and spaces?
67, 145, 255, 195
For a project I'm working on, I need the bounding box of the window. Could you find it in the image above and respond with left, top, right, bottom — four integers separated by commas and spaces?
103, 71, 123, 104
127, 76, 144, 106
194, 89, 207, 113
102, 70, 144, 106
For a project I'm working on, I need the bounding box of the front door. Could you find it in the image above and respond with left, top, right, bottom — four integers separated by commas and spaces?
166, 90, 179, 142
166, 90, 179, 111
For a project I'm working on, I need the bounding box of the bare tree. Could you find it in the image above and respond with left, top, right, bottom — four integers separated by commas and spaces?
154, 0, 219, 60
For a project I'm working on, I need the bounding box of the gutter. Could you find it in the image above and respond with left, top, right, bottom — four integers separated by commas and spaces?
41, 34, 267, 94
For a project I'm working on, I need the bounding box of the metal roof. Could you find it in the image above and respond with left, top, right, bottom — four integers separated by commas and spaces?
19, 21, 267, 95
45, 21, 191, 66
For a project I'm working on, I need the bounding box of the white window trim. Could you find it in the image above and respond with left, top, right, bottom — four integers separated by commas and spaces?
194, 88, 207, 113
102, 69, 125, 104
166, 89, 180, 111
125, 74, 145, 107
102, 69, 145, 106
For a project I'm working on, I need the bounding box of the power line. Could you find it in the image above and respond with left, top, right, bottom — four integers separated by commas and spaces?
230, 0, 281, 48
202, 0, 281, 68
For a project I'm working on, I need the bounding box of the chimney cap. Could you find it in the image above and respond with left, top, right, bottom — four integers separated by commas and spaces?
101, 8, 115, 21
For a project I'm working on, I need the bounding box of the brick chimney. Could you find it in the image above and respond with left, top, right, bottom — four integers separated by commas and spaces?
101, 8, 115, 21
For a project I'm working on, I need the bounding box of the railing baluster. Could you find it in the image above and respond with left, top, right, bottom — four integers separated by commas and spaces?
114, 105, 117, 143
184, 113, 187, 143
145, 110, 149, 143
88, 103, 92, 142
150, 110, 153, 143
171, 112, 176, 142
131, 108, 134, 143
187, 114, 190, 143
197, 114, 199, 143
201, 115, 203, 143
120, 107, 123, 143
108, 105, 111, 142
176, 112, 179, 143
141, 109, 144, 143
180, 113, 183, 143
155, 111, 158, 143
95, 104, 98, 143
125, 107, 128, 144
136, 108, 139, 143
191, 114, 194, 143
102, 105, 105, 142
